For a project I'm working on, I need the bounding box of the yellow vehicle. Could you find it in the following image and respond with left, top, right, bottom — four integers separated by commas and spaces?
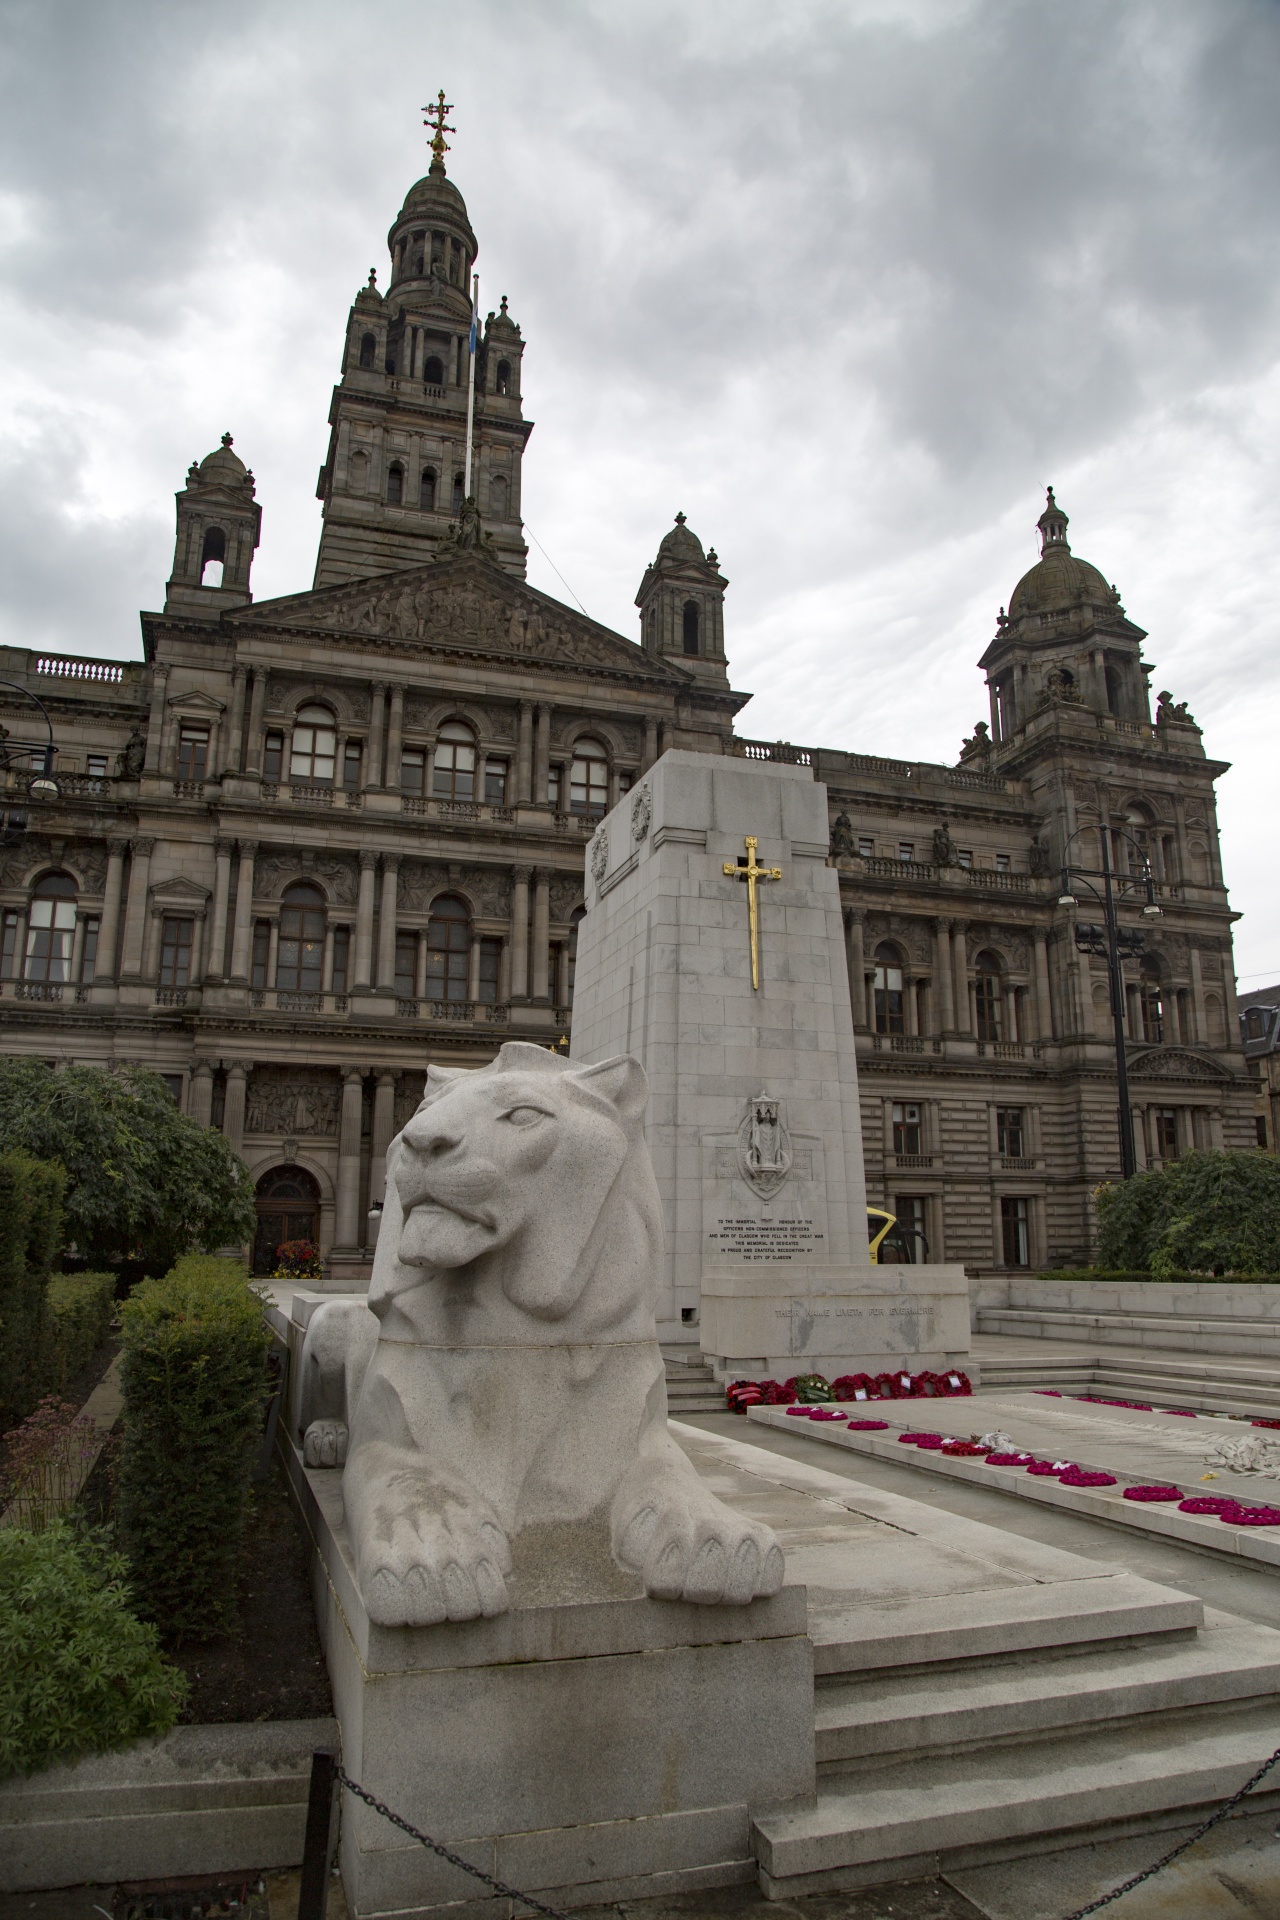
867, 1205, 926, 1265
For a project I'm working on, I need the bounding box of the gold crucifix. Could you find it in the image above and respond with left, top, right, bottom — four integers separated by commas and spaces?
422, 90, 455, 166
724, 836, 782, 990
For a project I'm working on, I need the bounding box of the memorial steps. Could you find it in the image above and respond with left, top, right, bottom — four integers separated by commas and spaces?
661, 1349, 725, 1414
972, 1329, 1280, 1419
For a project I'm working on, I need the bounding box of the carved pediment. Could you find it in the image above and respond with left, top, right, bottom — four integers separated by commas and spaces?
167, 689, 225, 716
150, 874, 211, 906
1127, 1046, 1233, 1082
239, 555, 684, 684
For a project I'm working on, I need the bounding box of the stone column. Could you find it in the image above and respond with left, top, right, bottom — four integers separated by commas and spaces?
335, 1068, 365, 1248
369, 1071, 396, 1205
354, 851, 378, 988
229, 841, 258, 983
244, 670, 268, 776
904, 969, 918, 1037
189, 1062, 214, 1127
468, 930, 483, 1002
950, 921, 970, 1035
516, 702, 533, 804
1033, 929, 1053, 1041
322, 925, 336, 993
376, 855, 401, 990
1221, 944, 1242, 1047
70, 914, 86, 983
206, 840, 233, 981
534, 705, 551, 804
266, 917, 280, 989
845, 909, 867, 1029
1004, 982, 1018, 1045
223, 1062, 248, 1153
142, 666, 169, 775
189, 909, 206, 985
643, 715, 658, 772
1187, 945, 1206, 1044
95, 839, 128, 983
531, 869, 550, 1002
933, 918, 954, 1034
368, 684, 387, 788
510, 865, 530, 999
118, 838, 154, 979
224, 664, 248, 775
144, 907, 165, 984
415, 931, 429, 1001
386, 686, 405, 791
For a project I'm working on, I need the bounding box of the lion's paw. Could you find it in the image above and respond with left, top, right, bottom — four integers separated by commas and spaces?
616, 1490, 785, 1606
303, 1417, 348, 1468
360, 1504, 512, 1628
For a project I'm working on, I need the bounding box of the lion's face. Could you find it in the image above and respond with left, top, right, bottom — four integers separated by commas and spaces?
384, 1043, 653, 1321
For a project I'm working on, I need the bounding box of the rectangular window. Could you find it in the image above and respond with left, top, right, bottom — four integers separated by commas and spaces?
547, 766, 562, 809
343, 741, 363, 789
478, 936, 502, 1004
394, 931, 417, 1000
975, 971, 1003, 1042
898, 842, 914, 862
996, 1107, 1025, 1157
158, 917, 193, 989
1001, 1196, 1030, 1268
160, 1074, 183, 1106
995, 852, 1011, 873
618, 769, 634, 795
894, 1196, 928, 1262
331, 925, 350, 996
1, 910, 19, 979
874, 960, 904, 1035
25, 897, 76, 982
86, 754, 108, 778
79, 916, 99, 984
401, 748, 426, 796
250, 920, 271, 991
892, 1102, 922, 1154
484, 757, 508, 804
956, 849, 972, 868
1155, 1108, 1179, 1160
263, 731, 284, 780
177, 723, 209, 782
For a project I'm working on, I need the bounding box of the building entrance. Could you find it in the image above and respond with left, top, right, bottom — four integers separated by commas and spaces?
253, 1165, 321, 1275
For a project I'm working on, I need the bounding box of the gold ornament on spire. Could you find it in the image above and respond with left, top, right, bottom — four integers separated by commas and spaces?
422, 90, 455, 167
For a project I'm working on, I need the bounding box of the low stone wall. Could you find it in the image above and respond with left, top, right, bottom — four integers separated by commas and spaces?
1002, 1277, 1280, 1320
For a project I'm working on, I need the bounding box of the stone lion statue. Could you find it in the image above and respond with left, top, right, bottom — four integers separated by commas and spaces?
299, 1043, 784, 1628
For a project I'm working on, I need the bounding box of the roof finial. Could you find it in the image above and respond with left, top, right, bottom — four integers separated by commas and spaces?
367, 266, 377, 289
674, 510, 686, 526
1036, 485, 1070, 555
422, 89, 455, 171
221, 432, 233, 448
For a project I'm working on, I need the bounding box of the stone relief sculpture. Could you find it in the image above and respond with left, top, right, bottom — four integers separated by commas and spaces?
246, 1071, 341, 1136
829, 810, 854, 857
299, 1043, 784, 1626
737, 1095, 793, 1200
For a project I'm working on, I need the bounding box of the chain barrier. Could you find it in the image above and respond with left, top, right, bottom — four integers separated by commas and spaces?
335, 1765, 573, 1920
1058, 1743, 1280, 1919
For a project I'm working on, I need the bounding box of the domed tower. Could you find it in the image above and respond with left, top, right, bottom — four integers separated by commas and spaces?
164, 434, 261, 618
313, 97, 531, 587
976, 489, 1150, 748
635, 513, 730, 688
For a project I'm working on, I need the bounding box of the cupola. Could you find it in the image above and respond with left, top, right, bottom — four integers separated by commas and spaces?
635, 513, 730, 687
164, 434, 260, 619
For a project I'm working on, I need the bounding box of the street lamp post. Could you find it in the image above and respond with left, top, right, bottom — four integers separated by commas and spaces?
0, 680, 60, 842
1058, 823, 1162, 1180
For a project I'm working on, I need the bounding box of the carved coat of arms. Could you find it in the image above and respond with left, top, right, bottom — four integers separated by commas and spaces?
737, 1094, 793, 1199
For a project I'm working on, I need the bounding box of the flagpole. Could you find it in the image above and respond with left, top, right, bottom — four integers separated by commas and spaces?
463, 273, 479, 501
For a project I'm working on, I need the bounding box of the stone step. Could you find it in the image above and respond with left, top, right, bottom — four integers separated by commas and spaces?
976, 1350, 1280, 1417
809, 1570, 1202, 1679
753, 1697, 1280, 1893
979, 1306, 1280, 1360
663, 1356, 724, 1412
814, 1612, 1280, 1769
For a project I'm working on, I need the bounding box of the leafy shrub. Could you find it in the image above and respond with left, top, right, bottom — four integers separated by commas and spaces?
0, 1521, 186, 1777
1037, 1268, 1280, 1285
272, 1238, 322, 1279
46, 1271, 117, 1393
116, 1257, 270, 1634
1095, 1151, 1280, 1276
0, 1059, 254, 1273
1, 1396, 100, 1530
0, 1154, 65, 1429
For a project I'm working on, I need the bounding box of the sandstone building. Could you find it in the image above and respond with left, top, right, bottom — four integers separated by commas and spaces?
0, 137, 1254, 1294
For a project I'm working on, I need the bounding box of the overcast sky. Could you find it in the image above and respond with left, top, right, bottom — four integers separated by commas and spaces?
2, 1, 1279, 980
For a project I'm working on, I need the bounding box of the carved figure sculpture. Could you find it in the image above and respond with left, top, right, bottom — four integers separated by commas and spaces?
829, 811, 855, 857
299, 1043, 784, 1626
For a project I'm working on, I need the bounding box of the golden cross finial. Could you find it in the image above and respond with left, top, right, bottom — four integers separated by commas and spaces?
422, 90, 455, 167
723, 835, 783, 990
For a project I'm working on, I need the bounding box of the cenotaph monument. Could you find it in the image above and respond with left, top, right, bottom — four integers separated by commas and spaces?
569, 749, 970, 1381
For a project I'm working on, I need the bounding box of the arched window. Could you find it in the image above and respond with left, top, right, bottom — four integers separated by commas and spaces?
290, 705, 337, 784
426, 895, 470, 1003
1140, 959, 1164, 1044
252, 1166, 321, 1277
570, 738, 609, 818
432, 720, 477, 801
358, 332, 376, 370
452, 471, 465, 513
419, 467, 437, 511
347, 447, 369, 493
1205, 993, 1227, 1048
496, 359, 511, 396
489, 474, 509, 519
682, 600, 701, 656
199, 526, 225, 588
974, 950, 1003, 1042
25, 872, 76, 983
424, 355, 445, 387
872, 942, 904, 1036
276, 882, 325, 992
646, 607, 657, 649
1105, 663, 1124, 716
387, 463, 404, 507
567, 903, 586, 1006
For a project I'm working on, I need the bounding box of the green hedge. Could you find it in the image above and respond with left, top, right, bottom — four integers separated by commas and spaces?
46, 1272, 117, 1393
117, 1257, 270, 1635
0, 1154, 65, 1430
1096, 1151, 1280, 1276
1034, 1269, 1280, 1285
0, 1522, 186, 1777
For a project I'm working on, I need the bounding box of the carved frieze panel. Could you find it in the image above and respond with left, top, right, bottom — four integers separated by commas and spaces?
393, 1070, 428, 1135
255, 851, 357, 906
245, 1067, 342, 1137
550, 872, 585, 921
